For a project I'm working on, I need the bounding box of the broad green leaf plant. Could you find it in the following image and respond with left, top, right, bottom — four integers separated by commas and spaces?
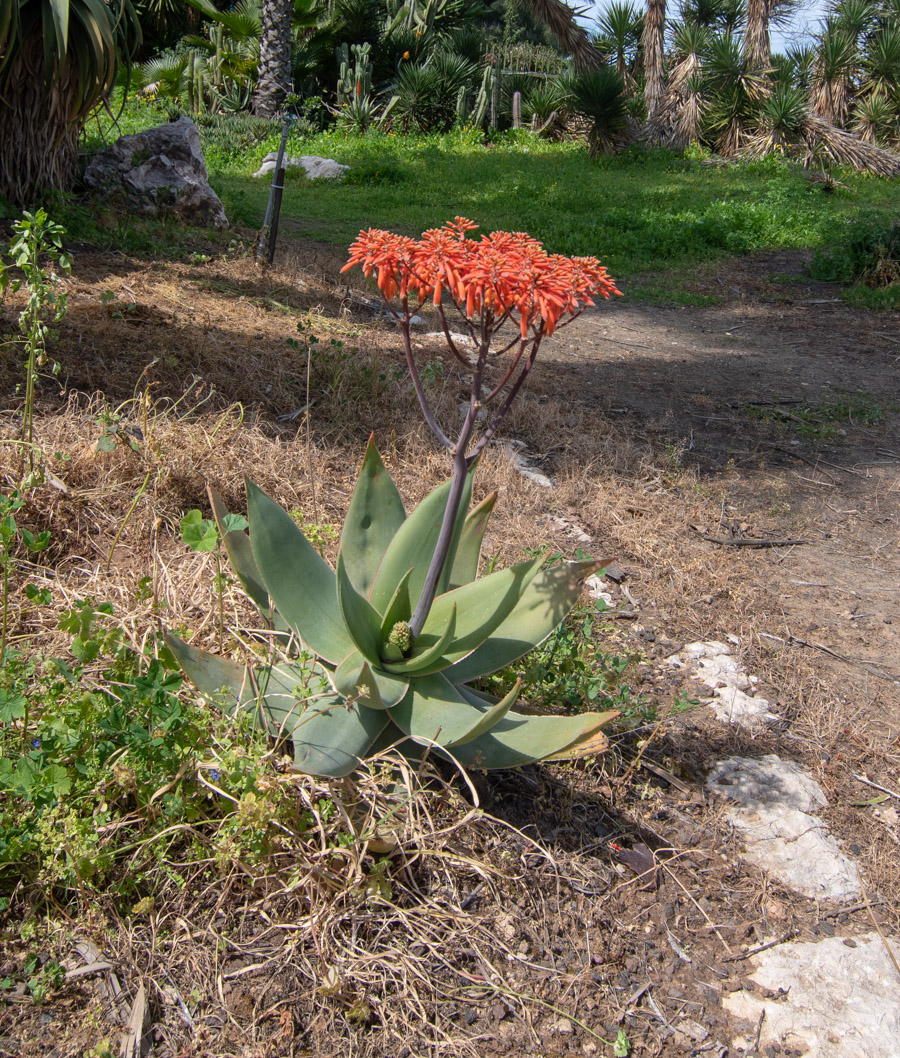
169, 219, 623, 778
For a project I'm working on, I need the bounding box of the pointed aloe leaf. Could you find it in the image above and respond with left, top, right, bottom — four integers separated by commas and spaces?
246, 479, 355, 664
379, 568, 413, 642
336, 553, 383, 664
412, 556, 544, 670
444, 709, 619, 770
446, 559, 604, 684
333, 649, 408, 709
165, 635, 334, 734
288, 699, 391, 777
369, 465, 475, 614
388, 671, 505, 748
341, 437, 406, 598
449, 491, 497, 589
208, 484, 270, 616
384, 604, 457, 676
165, 632, 249, 713
451, 679, 521, 746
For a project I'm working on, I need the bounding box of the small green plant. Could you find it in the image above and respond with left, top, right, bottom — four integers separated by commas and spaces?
181, 508, 248, 651
0, 210, 72, 478
289, 510, 340, 555
745, 391, 887, 440
0, 642, 277, 898
0, 493, 50, 668
481, 595, 645, 719
810, 218, 900, 290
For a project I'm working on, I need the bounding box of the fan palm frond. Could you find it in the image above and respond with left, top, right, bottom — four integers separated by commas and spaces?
0, 0, 140, 202
810, 26, 857, 124
594, 0, 642, 76
862, 25, 900, 97
520, 0, 606, 70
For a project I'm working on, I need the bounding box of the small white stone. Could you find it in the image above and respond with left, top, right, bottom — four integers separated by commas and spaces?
585, 575, 614, 606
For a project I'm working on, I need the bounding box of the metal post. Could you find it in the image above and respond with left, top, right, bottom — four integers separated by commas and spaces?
255, 116, 292, 264
268, 167, 286, 265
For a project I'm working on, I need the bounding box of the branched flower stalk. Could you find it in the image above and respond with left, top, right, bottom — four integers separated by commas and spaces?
343, 218, 620, 638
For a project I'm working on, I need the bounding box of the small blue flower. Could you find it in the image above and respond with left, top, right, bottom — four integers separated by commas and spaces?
209, 769, 220, 781
31, 738, 41, 749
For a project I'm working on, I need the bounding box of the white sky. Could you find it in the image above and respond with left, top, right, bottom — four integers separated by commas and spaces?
584, 0, 832, 55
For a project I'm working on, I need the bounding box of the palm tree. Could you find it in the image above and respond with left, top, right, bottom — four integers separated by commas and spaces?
743, 0, 771, 68
594, 1, 643, 81
0, 0, 141, 205
642, 0, 667, 123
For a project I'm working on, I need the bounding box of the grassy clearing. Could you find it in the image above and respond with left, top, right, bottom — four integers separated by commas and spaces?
74, 102, 900, 301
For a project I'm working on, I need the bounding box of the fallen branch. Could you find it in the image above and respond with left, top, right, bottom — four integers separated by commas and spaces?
693, 528, 811, 548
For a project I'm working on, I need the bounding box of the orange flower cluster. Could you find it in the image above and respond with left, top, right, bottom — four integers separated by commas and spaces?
343, 218, 620, 337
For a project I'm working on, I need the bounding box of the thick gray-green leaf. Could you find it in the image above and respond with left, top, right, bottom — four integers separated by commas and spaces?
412, 556, 543, 669
336, 553, 383, 664
388, 671, 504, 748
369, 465, 475, 614
164, 632, 248, 713
444, 708, 618, 770
384, 604, 457, 676
208, 484, 270, 617
289, 700, 391, 778
446, 559, 603, 684
451, 679, 521, 745
448, 490, 497, 589
379, 567, 413, 642
332, 649, 408, 709
341, 437, 406, 598
246, 479, 355, 664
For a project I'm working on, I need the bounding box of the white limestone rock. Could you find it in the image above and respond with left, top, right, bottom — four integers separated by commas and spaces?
253, 154, 349, 179
708, 755, 861, 901
665, 640, 777, 725
724, 934, 900, 1057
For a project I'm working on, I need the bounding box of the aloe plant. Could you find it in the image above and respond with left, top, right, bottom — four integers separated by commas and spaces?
169, 219, 621, 778
167, 441, 618, 777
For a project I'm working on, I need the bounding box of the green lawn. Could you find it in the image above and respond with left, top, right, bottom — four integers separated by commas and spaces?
79, 103, 900, 296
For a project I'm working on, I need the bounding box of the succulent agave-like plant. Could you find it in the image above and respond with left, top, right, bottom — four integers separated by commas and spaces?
167, 441, 618, 777
169, 218, 622, 778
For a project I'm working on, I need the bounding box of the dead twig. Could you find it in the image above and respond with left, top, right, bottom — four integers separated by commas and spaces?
699, 534, 812, 548
853, 774, 900, 801
722, 932, 796, 962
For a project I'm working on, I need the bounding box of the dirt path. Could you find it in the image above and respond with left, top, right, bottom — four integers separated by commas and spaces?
537, 251, 900, 725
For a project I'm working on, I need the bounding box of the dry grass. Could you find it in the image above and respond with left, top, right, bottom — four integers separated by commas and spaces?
2, 244, 899, 1057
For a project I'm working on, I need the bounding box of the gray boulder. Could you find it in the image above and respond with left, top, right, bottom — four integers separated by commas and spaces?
84, 117, 228, 228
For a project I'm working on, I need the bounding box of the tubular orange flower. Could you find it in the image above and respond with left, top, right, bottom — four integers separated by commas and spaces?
343, 219, 621, 335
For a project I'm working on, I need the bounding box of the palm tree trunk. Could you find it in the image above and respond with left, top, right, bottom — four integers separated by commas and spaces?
744, 0, 771, 69
253, 0, 293, 118
643, 0, 667, 123
0, 35, 81, 205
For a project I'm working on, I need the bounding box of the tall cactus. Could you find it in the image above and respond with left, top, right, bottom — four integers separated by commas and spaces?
337, 42, 373, 105
471, 66, 492, 128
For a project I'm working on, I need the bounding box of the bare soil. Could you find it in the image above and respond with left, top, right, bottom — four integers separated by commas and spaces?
1, 240, 898, 1058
